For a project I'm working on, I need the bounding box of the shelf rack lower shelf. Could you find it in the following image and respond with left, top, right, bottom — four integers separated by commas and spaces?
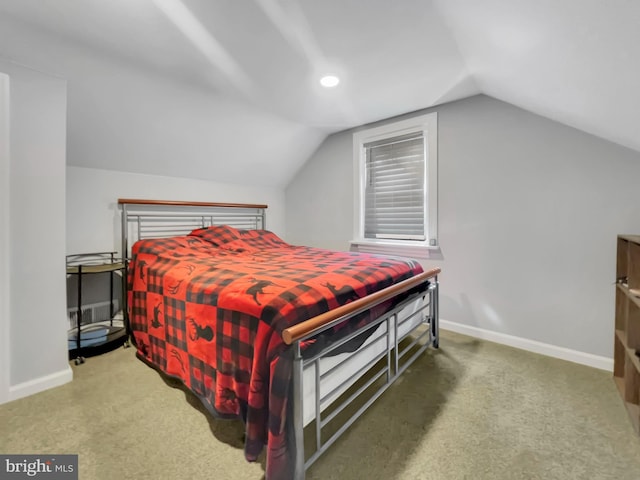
68, 318, 126, 350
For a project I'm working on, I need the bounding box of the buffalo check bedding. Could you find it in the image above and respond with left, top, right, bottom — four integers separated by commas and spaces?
127, 225, 426, 479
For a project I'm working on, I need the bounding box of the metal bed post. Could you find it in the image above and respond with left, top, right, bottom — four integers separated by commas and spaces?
292, 341, 305, 480
431, 276, 440, 348
120, 203, 132, 346
109, 252, 115, 321
121, 203, 131, 266
75, 264, 84, 364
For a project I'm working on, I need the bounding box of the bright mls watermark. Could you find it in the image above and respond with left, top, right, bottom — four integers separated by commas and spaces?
0, 455, 77, 479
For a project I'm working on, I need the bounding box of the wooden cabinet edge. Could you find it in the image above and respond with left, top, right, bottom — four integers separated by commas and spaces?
613, 234, 640, 434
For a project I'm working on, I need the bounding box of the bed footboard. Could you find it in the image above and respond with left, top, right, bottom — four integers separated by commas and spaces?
284, 268, 440, 479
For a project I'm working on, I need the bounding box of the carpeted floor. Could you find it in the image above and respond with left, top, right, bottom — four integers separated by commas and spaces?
1, 330, 639, 480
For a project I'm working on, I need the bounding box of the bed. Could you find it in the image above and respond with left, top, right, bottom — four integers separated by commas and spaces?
119, 199, 440, 480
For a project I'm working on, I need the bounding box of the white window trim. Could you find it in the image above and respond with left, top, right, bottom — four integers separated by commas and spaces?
351, 112, 438, 259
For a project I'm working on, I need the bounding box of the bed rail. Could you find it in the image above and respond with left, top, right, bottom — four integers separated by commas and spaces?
282, 267, 440, 345
118, 198, 268, 209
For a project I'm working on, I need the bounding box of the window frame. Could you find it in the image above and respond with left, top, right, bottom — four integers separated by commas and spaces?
351, 112, 438, 258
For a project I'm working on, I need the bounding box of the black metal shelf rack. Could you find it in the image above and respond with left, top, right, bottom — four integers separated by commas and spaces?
66, 252, 129, 365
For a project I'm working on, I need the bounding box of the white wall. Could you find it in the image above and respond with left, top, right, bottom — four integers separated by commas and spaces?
0, 59, 70, 403
286, 130, 354, 251
66, 166, 286, 256
0, 17, 325, 189
0, 73, 10, 403
286, 95, 640, 362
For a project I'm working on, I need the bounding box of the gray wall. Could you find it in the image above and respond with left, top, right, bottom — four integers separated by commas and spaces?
285, 94, 640, 358
66, 166, 286, 257
0, 17, 325, 189
1, 59, 70, 399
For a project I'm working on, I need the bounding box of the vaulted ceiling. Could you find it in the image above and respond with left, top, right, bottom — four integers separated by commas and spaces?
0, 0, 638, 187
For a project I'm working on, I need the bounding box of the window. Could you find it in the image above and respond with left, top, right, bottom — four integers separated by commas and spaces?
352, 112, 437, 257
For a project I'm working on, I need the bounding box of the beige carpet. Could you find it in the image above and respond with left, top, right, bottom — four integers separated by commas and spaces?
1, 330, 639, 480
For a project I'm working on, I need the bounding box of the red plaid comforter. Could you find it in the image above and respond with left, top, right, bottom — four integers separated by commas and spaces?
127, 226, 425, 479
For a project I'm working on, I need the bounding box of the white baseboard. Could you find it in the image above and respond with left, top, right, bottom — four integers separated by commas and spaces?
440, 319, 613, 372
7, 366, 73, 403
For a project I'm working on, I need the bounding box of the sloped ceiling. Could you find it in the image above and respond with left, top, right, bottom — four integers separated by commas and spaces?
0, 0, 638, 187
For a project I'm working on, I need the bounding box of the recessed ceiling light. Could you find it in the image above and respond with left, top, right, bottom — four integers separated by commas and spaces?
320, 75, 340, 88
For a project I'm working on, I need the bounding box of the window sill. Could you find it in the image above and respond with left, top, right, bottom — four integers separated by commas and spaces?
349, 240, 440, 260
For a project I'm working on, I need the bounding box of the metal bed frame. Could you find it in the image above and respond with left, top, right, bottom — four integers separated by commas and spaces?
118, 198, 440, 479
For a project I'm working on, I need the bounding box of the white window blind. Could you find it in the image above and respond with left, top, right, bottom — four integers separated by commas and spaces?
364, 132, 426, 241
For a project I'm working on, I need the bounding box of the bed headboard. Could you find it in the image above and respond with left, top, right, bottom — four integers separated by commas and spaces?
118, 199, 267, 258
